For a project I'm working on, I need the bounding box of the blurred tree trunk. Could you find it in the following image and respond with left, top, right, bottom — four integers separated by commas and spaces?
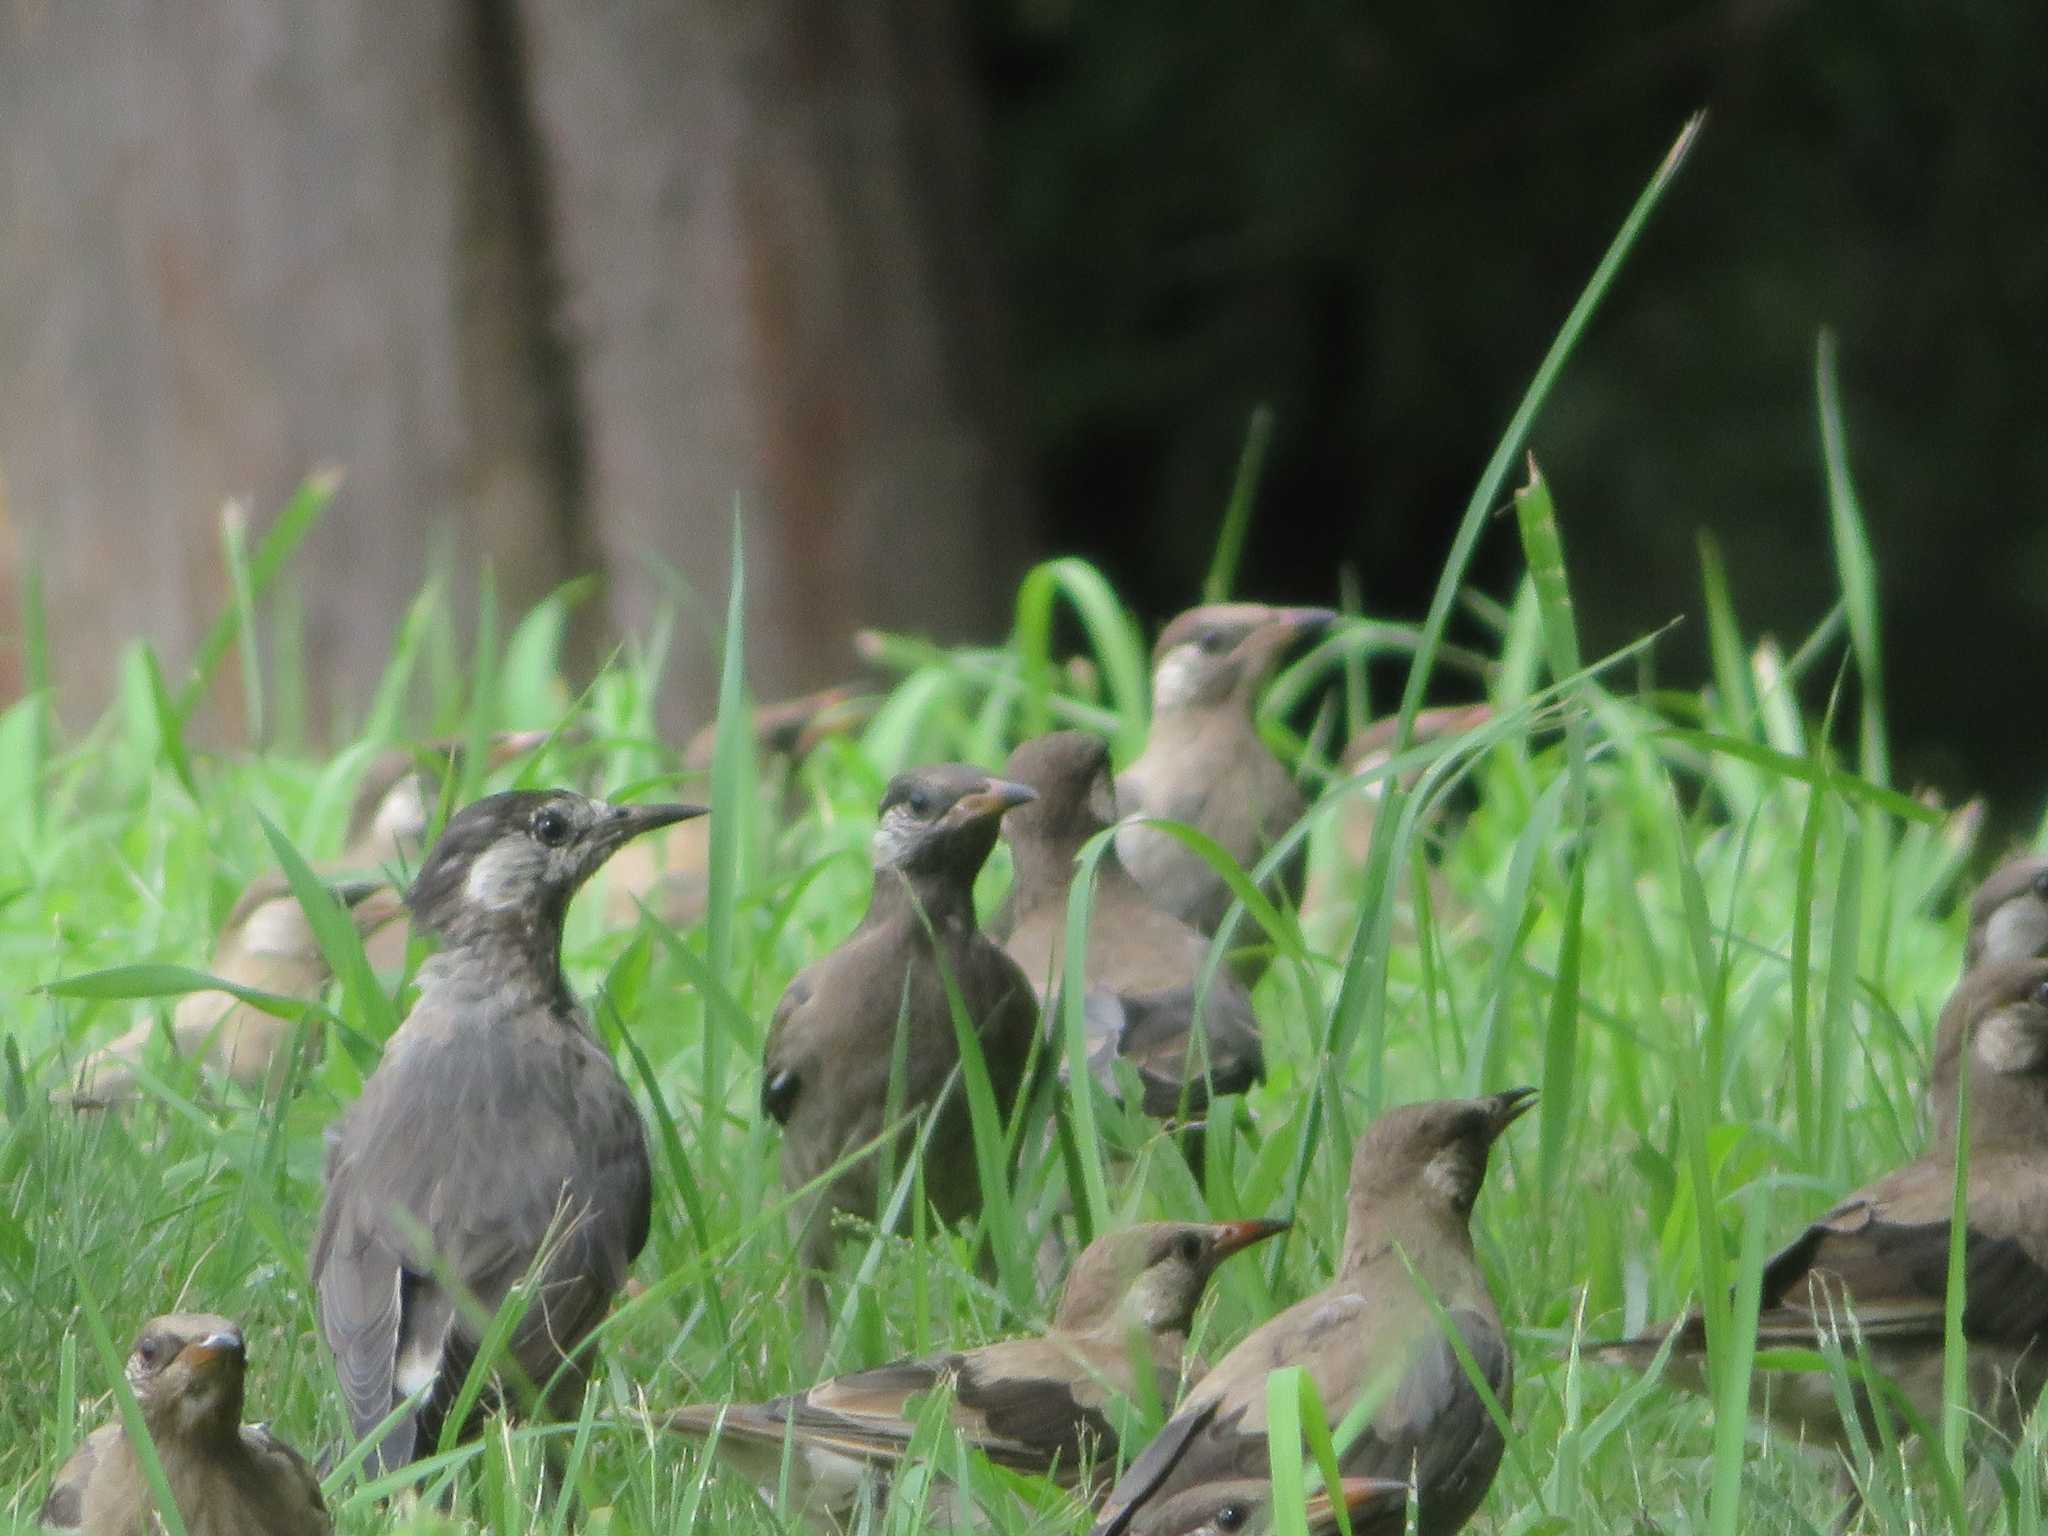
514, 0, 1030, 719
0, 1, 1029, 737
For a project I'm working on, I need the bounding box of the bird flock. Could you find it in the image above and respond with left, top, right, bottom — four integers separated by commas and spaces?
36, 601, 2048, 1535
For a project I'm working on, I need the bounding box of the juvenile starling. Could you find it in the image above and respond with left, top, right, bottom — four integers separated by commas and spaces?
39, 1313, 329, 1535
60, 879, 405, 1107
1598, 958, 2048, 1447
1115, 605, 1335, 942
1090, 1091, 1535, 1536
1964, 854, 2048, 971
311, 788, 702, 1471
761, 765, 1040, 1337
1123, 1477, 1410, 1536
656, 1218, 1287, 1521
1001, 732, 1264, 1118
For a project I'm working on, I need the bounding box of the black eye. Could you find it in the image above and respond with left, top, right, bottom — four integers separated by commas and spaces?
2032, 870, 2048, 901
2033, 981, 2048, 1009
1216, 1503, 1247, 1531
906, 788, 934, 816
531, 807, 571, 847
135, 1336, 165, 1370
1197, 629, 1230, 655
1178, 1233, 1204, 1264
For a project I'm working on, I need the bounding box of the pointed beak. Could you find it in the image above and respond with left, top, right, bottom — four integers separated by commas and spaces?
602, 801, 710, 848
176, 1329, 245, 1372
950, 780, 1038, 823
1275, 605, 1340, 639
1245, 606, 1339, 672
1486, 1085, 1539, 1139
1304, 1477, 1409, 1531
1211, 1216, 1291, 1258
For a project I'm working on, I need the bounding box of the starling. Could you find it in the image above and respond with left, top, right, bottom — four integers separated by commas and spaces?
1090, 1091, 1535, 1536
761, 764, 1040, 1338
311, 788, 702, 1470
1001, 731, 1264, 1118
1115, 604, 1335, 942
60, 878, 405, 1107
39, 1313, 329, 1535
1964, 854, 2048, 972
656, 1218, 1287, 1521
1122, 1477, 1410, 1536
1597, 958, 2048, 1447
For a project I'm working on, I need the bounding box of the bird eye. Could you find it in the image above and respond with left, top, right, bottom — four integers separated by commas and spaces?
2033, 980, 2048, 1009
1216, 1503, 1247, 1531
2033, 870, 2048, 901
135, 1337, 165, 1370
1197, 629, 1230, 655
531, 807, 571, 847
906, 788, 934, 816
1178, 1233, 1204, 1264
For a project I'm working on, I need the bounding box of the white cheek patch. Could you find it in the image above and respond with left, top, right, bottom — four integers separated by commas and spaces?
1982, 901, 2048, 967
1423, 1148, 1470, 1205
373, 777, 430, 850
1151, 646, 1206, 712
465, 839, 547, 911
871, 808, 920, 868
239, 898, 313, 958
1976, 1006, 2045, 1075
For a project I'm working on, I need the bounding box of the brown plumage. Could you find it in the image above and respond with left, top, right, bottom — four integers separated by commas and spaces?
311, 789, 702, 1471
1598, 958, 2048, 1447
1964, 854, 2048, 972
761, 764, 1041, 1338
1090, 1091, 1534, 1536
59, 878, 405, 1108
39, 1313, 329, 1536
657, 1218, 1286, 1523
1122, 1477, 1410, 1536
1001, 731, 1264, 1118
1114, 605, 1335, 944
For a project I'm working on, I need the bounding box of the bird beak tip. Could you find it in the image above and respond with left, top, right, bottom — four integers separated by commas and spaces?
179, 1332, 245, 1370
1490, 1085, 1539, 1134
1214, 1216, 1290, 1255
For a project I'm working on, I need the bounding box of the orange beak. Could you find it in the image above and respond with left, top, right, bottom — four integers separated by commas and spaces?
1211, 1216, 1291, 1258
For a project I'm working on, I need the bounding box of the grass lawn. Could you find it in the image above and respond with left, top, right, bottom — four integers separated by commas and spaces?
4, 116, 2042, 1535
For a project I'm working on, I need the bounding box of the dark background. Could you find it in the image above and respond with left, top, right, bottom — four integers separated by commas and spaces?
0, 2, 2041, 830
978, 0, 2047, 830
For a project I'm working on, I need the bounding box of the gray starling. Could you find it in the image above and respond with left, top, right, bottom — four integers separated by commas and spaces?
1001, 731, 1264, 1118
1090, 1091, 1535, 1536
311, 788, 702, 1471
39, 1313, 329, 1535
656, 1218, 1287, 1520
761, 764, 1040, 1336
1115, 604, 1335, 941
1598, 957, 2048, 1447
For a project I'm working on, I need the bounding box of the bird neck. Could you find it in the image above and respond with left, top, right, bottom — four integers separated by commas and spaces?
1339, 1199, 1473, 1289
866, 865, 978, 935
143, 1382, 246, 1450
418, 908, 577, 1013
1008, 824, 1128, 918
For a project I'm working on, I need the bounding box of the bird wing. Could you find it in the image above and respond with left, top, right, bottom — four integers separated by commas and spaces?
1752, 1155, 2048, 1347
761, 965, 818, 1122
37, 1422, 120, 1528
1091, 1289, 1504, 1536
312, 991, 650, 1462
240, 1423, 335, 1534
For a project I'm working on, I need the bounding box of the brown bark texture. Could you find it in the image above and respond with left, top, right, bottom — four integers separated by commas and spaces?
0, 0, 1029, 737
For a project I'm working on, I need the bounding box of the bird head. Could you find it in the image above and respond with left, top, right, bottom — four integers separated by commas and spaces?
870, 764, 1037, 886
345, 728, 566, 869
1055, 1218, 1289, 1337
1344, 1089, 1535, 1252
1967, 855, 2048, 970
406, 789, 706, 953
997, 731, 1120, 867
1149, 604, 1337, 716
1932, 956, 2048, 1148
125, 1313, 247, 1442
1125, 1477, 1409, 1536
